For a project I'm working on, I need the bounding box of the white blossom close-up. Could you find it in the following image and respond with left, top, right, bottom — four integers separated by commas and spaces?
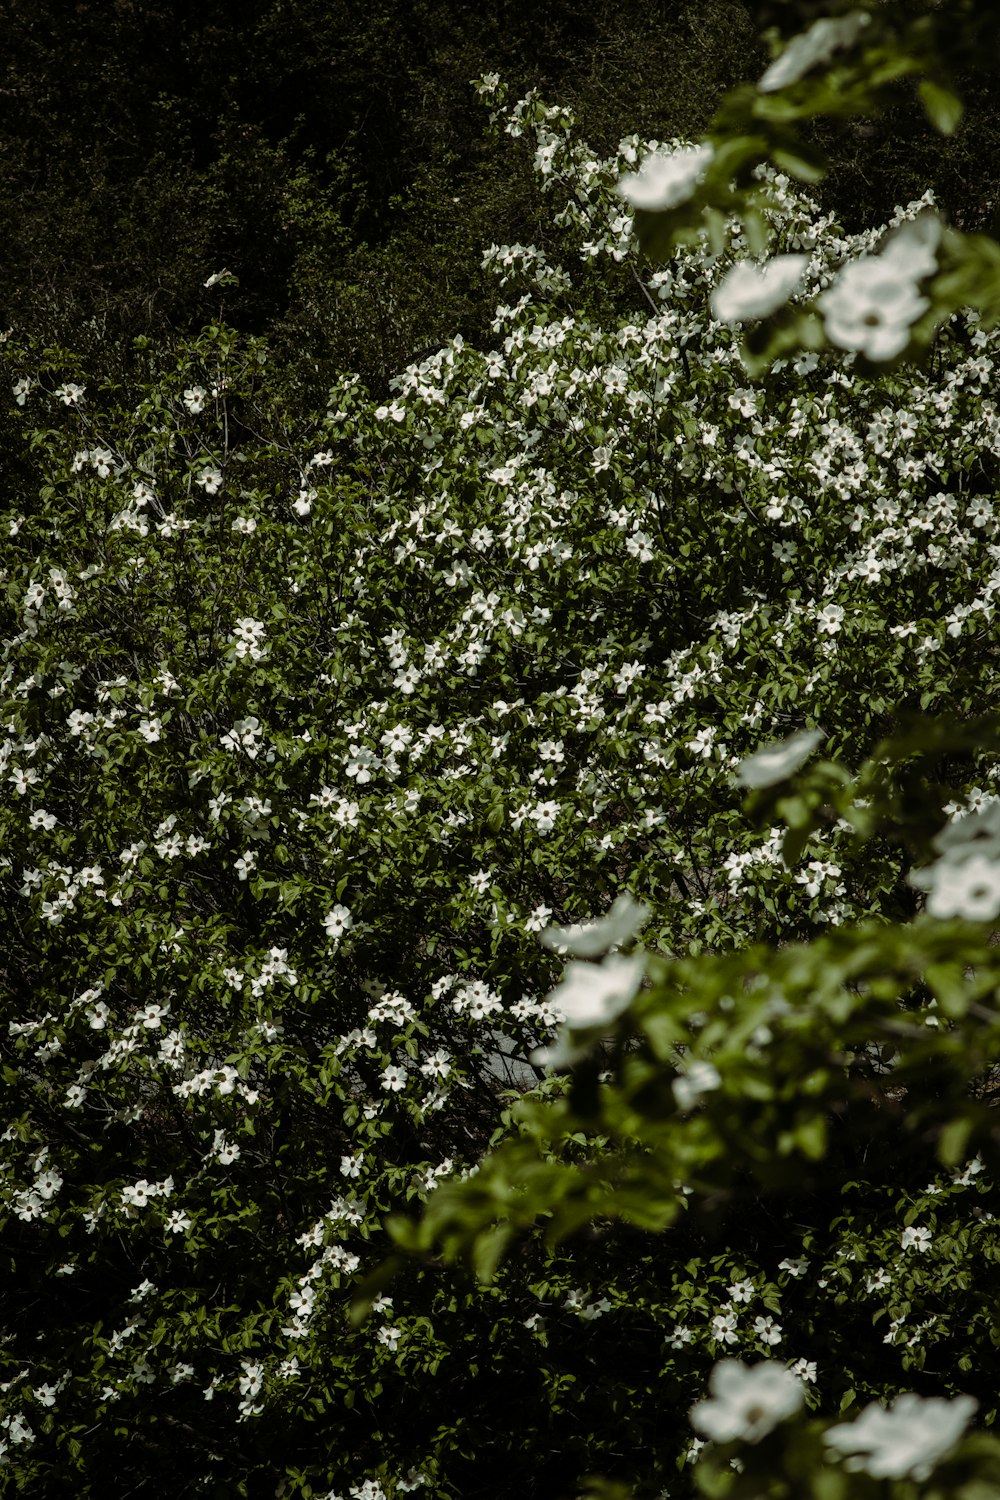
908, 852, 1000, 921
758, 10, 871, 93
710, 255, 809, 325
540, 893, 650, 957
818, 257, 929, 361
690, 1360, 804, 1444
735, 728, 824, 789
616, 143, 713, 211
544, 951, 646, 1031
824, 1393, 977, 1479
673, 1061, 722, 1111
531, 951, 646, 1068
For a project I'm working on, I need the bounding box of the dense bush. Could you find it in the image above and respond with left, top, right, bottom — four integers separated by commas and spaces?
4, 6, 1000, 1498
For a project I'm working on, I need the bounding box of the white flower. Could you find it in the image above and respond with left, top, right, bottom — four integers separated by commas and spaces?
530, 951, 646, 1070
617, 143, 713, 211
819, 258, 928, 361
753, 1315, 782, 1346
532, 798, 560, 833
711, 1310, 739, 1345
816, 603, 844, 636
710, 255, 809, 324
137, 717, 162, 744
931, 801, 1000, 859
352, 1481, 389, 1500
195, 466, 224, 494
122, 1179, 153, 1208
323, 904, 354, 940
673, 1061, 722, 1111
540, 893, 650, 957
688, 726, 716, 759
690, 1360, 804, 1443
204, 268, 234, 288
548, 951, 646, 1030
86, 1000, 111, 1029
790, 1359, 817, 1383
35, 1169, 63, 1200
758, 11, 871, 93
914, 853, 1000, 921
54, 382, 85, 405
880, 211, 942, 282
901, 1225, 932, 1252
953, 1155, 984, 1186
824, 1393, 976, 1480
419, 1049, 452, 1080
381, 1064, 407, 1092
735, 728, 824, 789
182, 385, 207, 414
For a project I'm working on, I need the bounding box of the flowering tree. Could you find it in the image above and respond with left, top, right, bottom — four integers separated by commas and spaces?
4, 5, 1000, 1497
406, 9, 1000, 1499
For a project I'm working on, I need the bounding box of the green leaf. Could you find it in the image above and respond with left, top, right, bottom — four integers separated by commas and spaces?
938, 1114, 973, 1168
812, 1468, 851, 1500
926, 963, 969, 1018
771, 145, 827, 184
472, 1222, 516, 1284
794, 1113, 827, 1162
918, 79, 964, 136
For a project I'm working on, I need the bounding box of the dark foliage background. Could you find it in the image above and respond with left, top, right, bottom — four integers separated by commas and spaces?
4, 0, 996, 399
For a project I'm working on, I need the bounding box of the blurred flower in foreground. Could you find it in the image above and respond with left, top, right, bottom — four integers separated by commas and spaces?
818, 214, 941, 362
531, 951, 646, 1069
673, 1061, 721, 1112
710, 254, 809, 325
540, 893, 649, 957
689, 1359, 803, 1444
616, 143, 713, 212
735, 728, 824, 789
908, 801, 1000, 920
757, 10, 871, 93
824, 1393, 976, 1480
910, 853, 1000, 921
